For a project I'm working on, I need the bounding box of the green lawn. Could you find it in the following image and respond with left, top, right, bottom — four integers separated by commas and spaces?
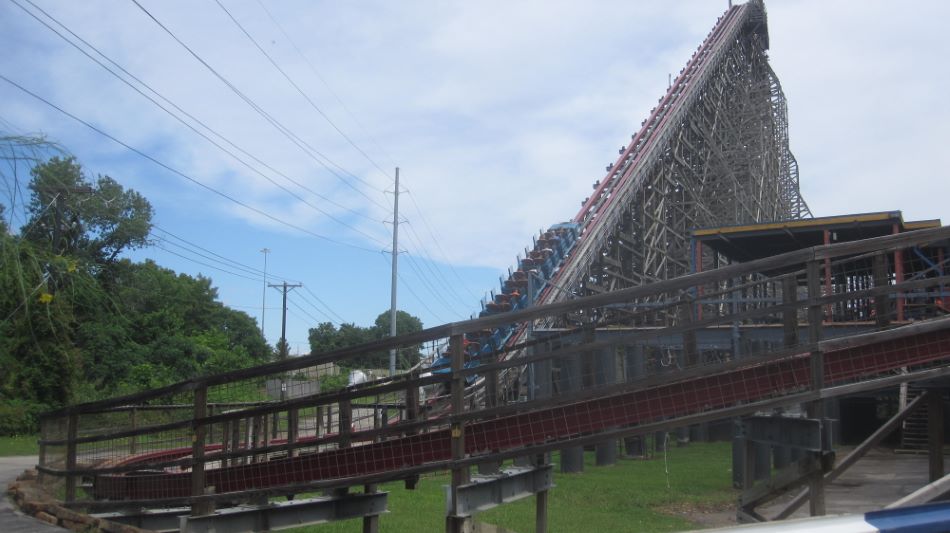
289, 441, 735, 533
0, 435, 39, 456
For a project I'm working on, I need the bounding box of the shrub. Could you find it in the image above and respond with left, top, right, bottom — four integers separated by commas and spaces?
0, 399, 48, 436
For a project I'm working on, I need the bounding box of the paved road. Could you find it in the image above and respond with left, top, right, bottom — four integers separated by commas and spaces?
0, 455, 65, 532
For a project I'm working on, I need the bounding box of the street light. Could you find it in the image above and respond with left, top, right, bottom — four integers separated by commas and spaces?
260, 248, 270, 337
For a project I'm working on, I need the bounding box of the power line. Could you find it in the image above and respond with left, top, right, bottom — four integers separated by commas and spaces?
11, 0, 388, 243
215, 0, 490, 308
1, 123, 356, 335
299, 286, 346, 325
404, 189, 482, 301
128, 0, 391, 213
288, 297, 333, 328
152, 233, 263, 279
151, 225, 298, 282
252, 0, 398, 172
150, 231, 355, 329
401, 222, 473, 308
0, 73, 382, 253
242, 1, 486, 320
400, 247, 465, 319
214, 0, 394, 182
152, 241, 261, 282
374, 252, 447, 324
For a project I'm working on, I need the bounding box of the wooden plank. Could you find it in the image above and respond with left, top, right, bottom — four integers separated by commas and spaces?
191, 385, 211, 516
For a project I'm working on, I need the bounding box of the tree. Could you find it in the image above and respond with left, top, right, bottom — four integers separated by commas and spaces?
22, 156, 153, 265
373, 310, 423, 339
307, 310, 424, 370
0, 146, 273, 429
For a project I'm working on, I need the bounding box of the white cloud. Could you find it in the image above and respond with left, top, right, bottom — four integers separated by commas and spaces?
3, 0, 948, 338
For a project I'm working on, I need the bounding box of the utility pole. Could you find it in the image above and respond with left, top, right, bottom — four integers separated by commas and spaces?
269, 281, 301, 359
260, 248, 270, 337
389, 167, 400, 377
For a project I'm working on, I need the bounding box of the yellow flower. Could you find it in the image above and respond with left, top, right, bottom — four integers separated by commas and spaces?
38, 293, 54, 304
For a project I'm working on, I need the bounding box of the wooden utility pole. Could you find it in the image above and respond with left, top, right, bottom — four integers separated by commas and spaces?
269, 281, 302, 359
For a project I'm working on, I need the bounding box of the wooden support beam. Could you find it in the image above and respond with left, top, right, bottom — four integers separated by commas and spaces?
536, 460, 549, 533
64, 413, 78, 503
773, 391, 929, 520
929, 389, 945, 483
191, 385, 212, 516
446, 334, 470, 533
782, 275, 798, 348
872, 253, 891, 327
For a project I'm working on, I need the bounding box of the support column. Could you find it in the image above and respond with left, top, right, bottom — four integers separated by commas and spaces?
773, 444, 791, 470
695, 241, 704, 321
823, 230, 833, 321
559, 339, 585, 473
363, 483, 380, 533
534, 454, 549, 533
754, 442, 770, 482
782, 275, 799, 347
928, 389, 945, 483
404, 378, 421, 489
732, 419, 744, 489
446, 334, 471, 533
478, 351, 502, 476
595, 346, 618, 466
624, 345, 646, 457
893, 223, 905, 322
872, 253, 891, 327
191, 385, 213, 516
64, 413, 78, 503
129, 407, 138, 455
806, 260, 826, 516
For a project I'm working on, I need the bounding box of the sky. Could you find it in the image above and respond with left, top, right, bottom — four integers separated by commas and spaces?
1, 0, 948, 354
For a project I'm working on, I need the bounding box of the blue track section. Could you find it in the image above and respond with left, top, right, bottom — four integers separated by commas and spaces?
426, 222, 580, 381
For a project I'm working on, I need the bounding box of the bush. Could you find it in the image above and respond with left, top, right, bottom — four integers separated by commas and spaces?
0, 399, 49, 436
320, 373, 349, 393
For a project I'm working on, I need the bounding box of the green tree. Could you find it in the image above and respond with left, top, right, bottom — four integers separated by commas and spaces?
0, 235, 80, 407
0, 144, 273, 428
307, 310, 424, 370
22, 156, 153, 265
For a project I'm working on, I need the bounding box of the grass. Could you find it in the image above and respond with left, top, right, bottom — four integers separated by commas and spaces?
0, 434, 39, 456
286, 441, 736, 533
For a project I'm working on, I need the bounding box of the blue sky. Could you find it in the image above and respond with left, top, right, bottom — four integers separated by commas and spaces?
2, 0, 948, 353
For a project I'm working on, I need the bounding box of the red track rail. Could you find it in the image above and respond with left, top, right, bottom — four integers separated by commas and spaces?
94, 324, 950, 500
573, 4, 741, 225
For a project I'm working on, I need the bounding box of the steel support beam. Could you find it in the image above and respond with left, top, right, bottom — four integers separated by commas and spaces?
179, 493, 388, 533
742, 416, 823, 451
446, 465, 554, 518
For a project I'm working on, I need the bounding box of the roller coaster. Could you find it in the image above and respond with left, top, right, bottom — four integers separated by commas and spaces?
424, 222, 579, 385
29, 2, 950, 531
